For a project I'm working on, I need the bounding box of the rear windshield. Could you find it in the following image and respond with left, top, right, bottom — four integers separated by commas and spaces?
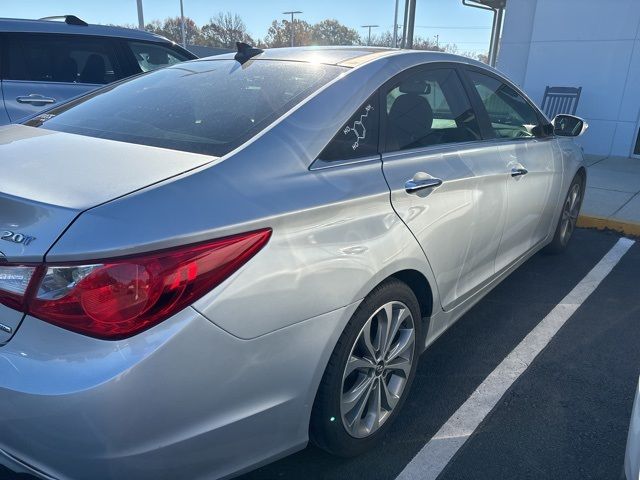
26, 59, 344, 156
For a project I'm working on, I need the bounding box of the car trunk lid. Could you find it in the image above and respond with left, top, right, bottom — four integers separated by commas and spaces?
0, 124, 214, 343
0, 124, 215, 263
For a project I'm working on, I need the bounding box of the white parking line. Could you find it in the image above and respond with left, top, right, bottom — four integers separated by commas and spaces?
396, 237, 636, 480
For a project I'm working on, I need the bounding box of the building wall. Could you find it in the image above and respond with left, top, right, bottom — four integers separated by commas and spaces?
497, 0, 640, 158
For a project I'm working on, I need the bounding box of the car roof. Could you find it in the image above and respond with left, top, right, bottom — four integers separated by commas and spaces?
205, 46, 487, 69
0, 17, 174, 44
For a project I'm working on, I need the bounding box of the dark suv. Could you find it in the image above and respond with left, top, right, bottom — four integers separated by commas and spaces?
0, 15, 197, 124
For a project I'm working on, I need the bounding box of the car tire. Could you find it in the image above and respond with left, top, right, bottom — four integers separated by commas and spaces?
310, 278, 422, 457
544, 171, 585, 254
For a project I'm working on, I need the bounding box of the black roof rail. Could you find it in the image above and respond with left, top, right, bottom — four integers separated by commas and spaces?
39, 15, 89, 26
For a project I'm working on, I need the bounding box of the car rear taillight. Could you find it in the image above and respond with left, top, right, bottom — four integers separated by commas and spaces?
0, 265, 38, 311
0, 229, 271, 339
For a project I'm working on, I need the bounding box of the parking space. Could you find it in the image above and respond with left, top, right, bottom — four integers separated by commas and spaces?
2, 228, 638, 480
241, 228, 639, 480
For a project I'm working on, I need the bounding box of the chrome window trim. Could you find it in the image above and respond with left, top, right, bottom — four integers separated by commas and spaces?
309, 154, 381, 171
381, 138, 495, 160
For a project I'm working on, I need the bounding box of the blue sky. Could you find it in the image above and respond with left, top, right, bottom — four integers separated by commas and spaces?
4, 0, 494, 54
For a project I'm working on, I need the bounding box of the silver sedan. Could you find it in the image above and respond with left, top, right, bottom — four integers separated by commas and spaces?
0, 46, 587, 479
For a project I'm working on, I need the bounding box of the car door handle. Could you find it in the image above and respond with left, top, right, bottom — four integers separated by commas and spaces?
510, 167, 529, 177
16, 94, 56, 105
405, 176, 443, 193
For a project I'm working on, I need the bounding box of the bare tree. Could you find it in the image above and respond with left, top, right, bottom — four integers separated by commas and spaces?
145, 17, 203, 45
412, 36, 446, 52
368, 30, 395, 47
201, 12, 254, 49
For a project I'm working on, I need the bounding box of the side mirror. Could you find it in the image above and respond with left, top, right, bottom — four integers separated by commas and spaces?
532, 123, 554, 137
552, 114, 588, 137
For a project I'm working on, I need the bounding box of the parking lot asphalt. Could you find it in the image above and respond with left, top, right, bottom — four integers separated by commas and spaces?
1, 228, 638, 480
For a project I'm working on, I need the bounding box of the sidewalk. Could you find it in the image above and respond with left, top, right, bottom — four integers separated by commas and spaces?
578, 155, 640, 237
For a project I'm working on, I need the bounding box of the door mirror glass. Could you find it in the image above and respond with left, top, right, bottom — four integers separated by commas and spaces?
553, 114, 588, 137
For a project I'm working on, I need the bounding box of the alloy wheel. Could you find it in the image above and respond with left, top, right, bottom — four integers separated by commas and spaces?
340, 301, 416, 438
560, 182, 581, 245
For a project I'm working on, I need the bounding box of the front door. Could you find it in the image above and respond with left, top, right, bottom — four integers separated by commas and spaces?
381, 65, 508, 310
464, 69, 562, 272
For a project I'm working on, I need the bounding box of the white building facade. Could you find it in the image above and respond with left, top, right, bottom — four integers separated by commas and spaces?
497, 0, 640, 158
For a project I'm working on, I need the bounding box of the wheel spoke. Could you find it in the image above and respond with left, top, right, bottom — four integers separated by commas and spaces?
344, 355, 375, 378
345, 378, 375, 434
384, 306, 409, 357
361, 319, 377, 361
372, 379, 382, 430
569, 186, 580, 211
386, 356, 412, 377
387, 329, 415, 363
381, 377, 400, 410
342, 375, 374, 417
375, 303, 394, 356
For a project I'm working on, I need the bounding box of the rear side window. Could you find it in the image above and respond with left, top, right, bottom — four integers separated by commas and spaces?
126, 41, 190, 73
7, 34, 123, 84
27, 60, 344, 157
467, 71, 540, 139
384, 68, 481, 152
317, 94, 379, 162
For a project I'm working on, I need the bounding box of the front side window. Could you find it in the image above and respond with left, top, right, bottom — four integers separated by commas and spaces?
127, 41, 190, 73
467, 71, 541, 139
7, 34, 122, 84
384, 67, 481, 152
26, 60, 344, 157
317, 94, 379, 162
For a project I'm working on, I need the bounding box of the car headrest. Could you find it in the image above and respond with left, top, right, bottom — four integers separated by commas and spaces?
148, 49, 169, 66
398, 78, 432, 95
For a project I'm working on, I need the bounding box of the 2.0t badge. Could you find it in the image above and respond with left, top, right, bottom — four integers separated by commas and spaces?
1, 230, 35, 246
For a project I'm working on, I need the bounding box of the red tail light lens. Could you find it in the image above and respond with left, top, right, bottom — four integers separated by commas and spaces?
0, 229, 271, 340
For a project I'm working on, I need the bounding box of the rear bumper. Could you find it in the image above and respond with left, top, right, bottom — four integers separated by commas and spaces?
0, 303, 356, 479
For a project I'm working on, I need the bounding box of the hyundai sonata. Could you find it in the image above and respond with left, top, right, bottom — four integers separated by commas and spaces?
0, 45, 586, 479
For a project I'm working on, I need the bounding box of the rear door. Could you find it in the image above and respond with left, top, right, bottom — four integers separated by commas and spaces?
2, 33, 125, 122
381, 63, 509, 310
462, 67, 562, 272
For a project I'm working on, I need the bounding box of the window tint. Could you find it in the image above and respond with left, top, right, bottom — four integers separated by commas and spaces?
467, 71, 540, 139
27, 60, 344, 157
7, 34, 122, 84
318, 95, 379, 162
384, 68, 481, 152
127, 41, 190, 73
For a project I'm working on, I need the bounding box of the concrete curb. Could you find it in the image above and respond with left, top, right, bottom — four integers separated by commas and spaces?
578, 214, 640, 238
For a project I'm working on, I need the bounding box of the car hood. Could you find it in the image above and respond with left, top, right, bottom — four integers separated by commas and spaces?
0, 125, 214, 262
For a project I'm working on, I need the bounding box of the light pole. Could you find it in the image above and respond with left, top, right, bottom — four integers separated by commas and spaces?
392, 0, 400, 48
401, 0, 417, 48
361, 24, 379, 46
136, 0, 144, 30
461, 0, 506, 67
283, 11, 302, 47
179, 0, 186, 48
